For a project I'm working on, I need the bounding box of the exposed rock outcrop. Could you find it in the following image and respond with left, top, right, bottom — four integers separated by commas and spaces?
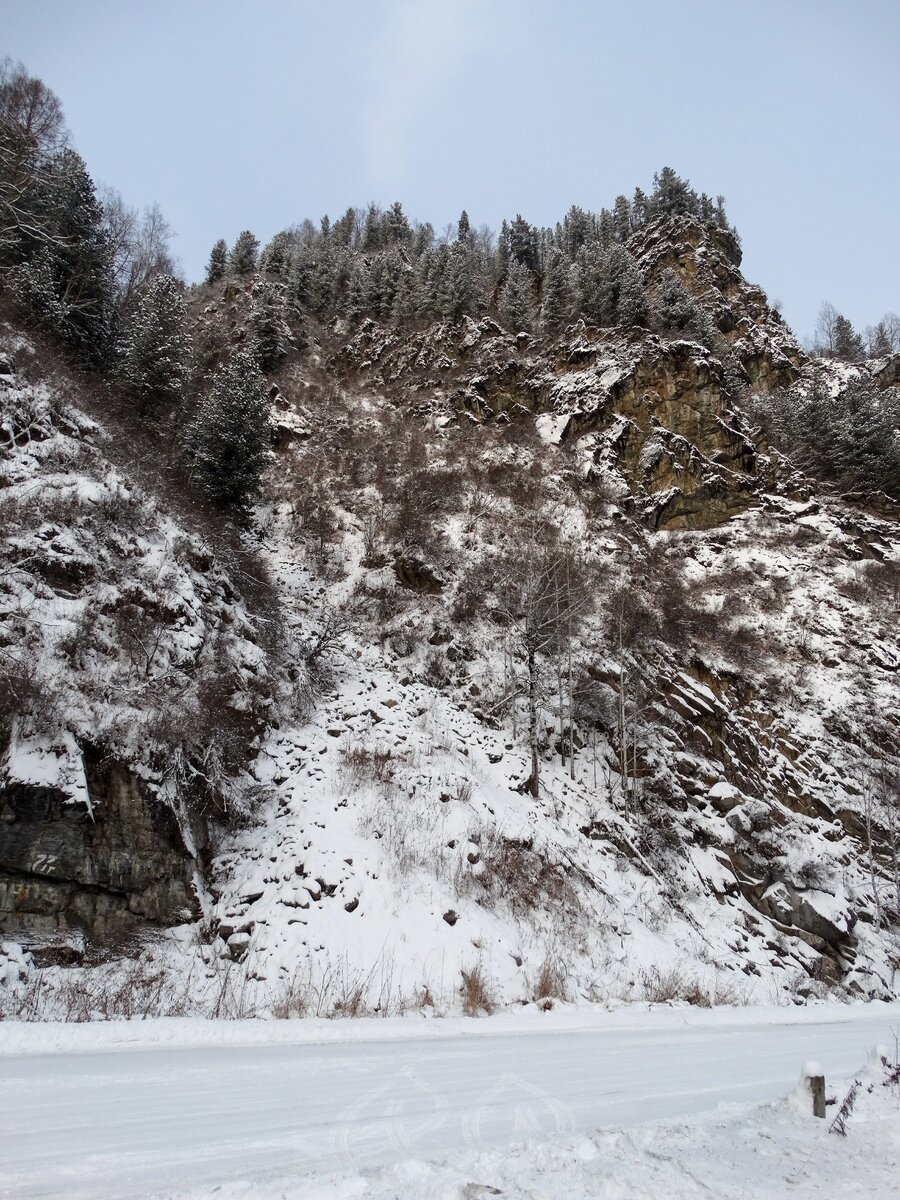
0, 743, 205, 939
627, 215, 806, 391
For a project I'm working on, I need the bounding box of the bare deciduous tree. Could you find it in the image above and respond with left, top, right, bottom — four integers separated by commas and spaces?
101, 187, 177, 317
0, 58, 69, 254
496, 530, 592, 799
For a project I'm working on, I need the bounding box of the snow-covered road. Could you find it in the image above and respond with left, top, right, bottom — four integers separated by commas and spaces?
3, 1004, 899, 1199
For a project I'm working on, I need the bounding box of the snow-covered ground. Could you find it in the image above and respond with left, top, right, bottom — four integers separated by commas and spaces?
2, 1003, 899, 1199
3, 323, 900, 1026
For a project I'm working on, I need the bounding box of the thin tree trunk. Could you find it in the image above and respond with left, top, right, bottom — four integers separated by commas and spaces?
567, 627, 575, 781
566, 555, 575, 780
619, 667, 628, 817
557, 655, 566, 769
528, 640, 540, 798
555, 575, 566, 770
864, 782, 883, 932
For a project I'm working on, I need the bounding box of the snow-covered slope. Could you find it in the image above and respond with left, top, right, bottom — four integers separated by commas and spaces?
1, 215, 898, 1018
190, 479, 900, 1014
0, 329, 296, 947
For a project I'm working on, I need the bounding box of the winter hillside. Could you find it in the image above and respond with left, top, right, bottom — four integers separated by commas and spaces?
2, 197, 899, 1020
1, 62, 899, 1019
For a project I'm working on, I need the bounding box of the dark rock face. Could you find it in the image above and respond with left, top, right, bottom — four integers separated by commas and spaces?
0, 750, 205, 940
628, 215, 806, 392
331, 213, 812, 536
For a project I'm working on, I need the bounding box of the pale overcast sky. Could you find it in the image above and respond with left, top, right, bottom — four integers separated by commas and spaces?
4, 0, 898, 341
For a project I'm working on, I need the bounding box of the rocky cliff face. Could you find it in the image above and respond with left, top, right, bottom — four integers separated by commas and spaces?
0, 330, 293, 949
2, 216, 898, 1016
1, 744, 204, 942
627, 215, 806, 391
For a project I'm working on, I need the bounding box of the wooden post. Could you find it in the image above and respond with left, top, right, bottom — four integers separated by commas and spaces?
804, 1065, 826, 1118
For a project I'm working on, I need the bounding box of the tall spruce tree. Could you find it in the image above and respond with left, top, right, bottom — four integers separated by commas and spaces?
383, 200, 412, 247
575, 242, 613, 326
498, 260, 535, 332
37, 148, 114, 363
116, 272, 189, 409
832, 314, 865, 362
442, 241, 475, 321
229, 230, 259, 277
187, 350, 271, 509
259, 231, 294, 277
607, 246, 649, 327
540, 248, 573, 334
5, 244, 68, 337
205, 238, 227, 284
248, 279, 295, 369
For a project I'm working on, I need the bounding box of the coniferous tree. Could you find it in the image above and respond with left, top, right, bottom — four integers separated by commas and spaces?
36, 148, 114, 363
758, 377, 900, 499
540, 248, 574, 334
187, 350, 271, 509
383, 200, 412, 247
391, 270, 417, 326
560, 205, 593, 259
248, 280, 295, 369
651, 268, 718, 348
832, 314, 865, 362
631, 187, 650, 227
498, 260, 535, 332
369, 247, 409, 320
229, 230, 259, 276
442, 241, 476, 321
598, 208, 615, 249
608, 246, 649, 327
362, 204, 382, 252
205, 238, 228, 285
259, 231, 293, 277
652, 166, 694, 217
507, 215, 540, 273
5, 244, 68, 336
116, 272, 189, 408
612, 195, 632, 242
332, 206, 358, 248
343, 260, 368, 323
574, 242, 612, 325
412, 221, 434, 257
289, 249, 313, 310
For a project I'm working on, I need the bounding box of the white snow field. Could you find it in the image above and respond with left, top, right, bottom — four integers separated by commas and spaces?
2, 1003, 900, 1199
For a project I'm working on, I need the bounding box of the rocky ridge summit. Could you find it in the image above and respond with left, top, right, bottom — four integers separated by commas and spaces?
1, 212, 899, 1017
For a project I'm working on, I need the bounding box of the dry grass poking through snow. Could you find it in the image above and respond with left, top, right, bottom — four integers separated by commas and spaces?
533, 953, 571, 1006
460, 963, 496, 1015
640, 963, 751, 1007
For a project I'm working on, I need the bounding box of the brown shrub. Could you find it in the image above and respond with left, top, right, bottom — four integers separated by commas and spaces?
341, 744, 398, 789
468, 830, 580, 920
460, 963, 495, 1016
641, 964, 711, 1007
533, 954, 569, 1003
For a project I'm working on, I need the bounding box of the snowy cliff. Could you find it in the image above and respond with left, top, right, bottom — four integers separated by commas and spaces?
1, 215, 898, 1016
